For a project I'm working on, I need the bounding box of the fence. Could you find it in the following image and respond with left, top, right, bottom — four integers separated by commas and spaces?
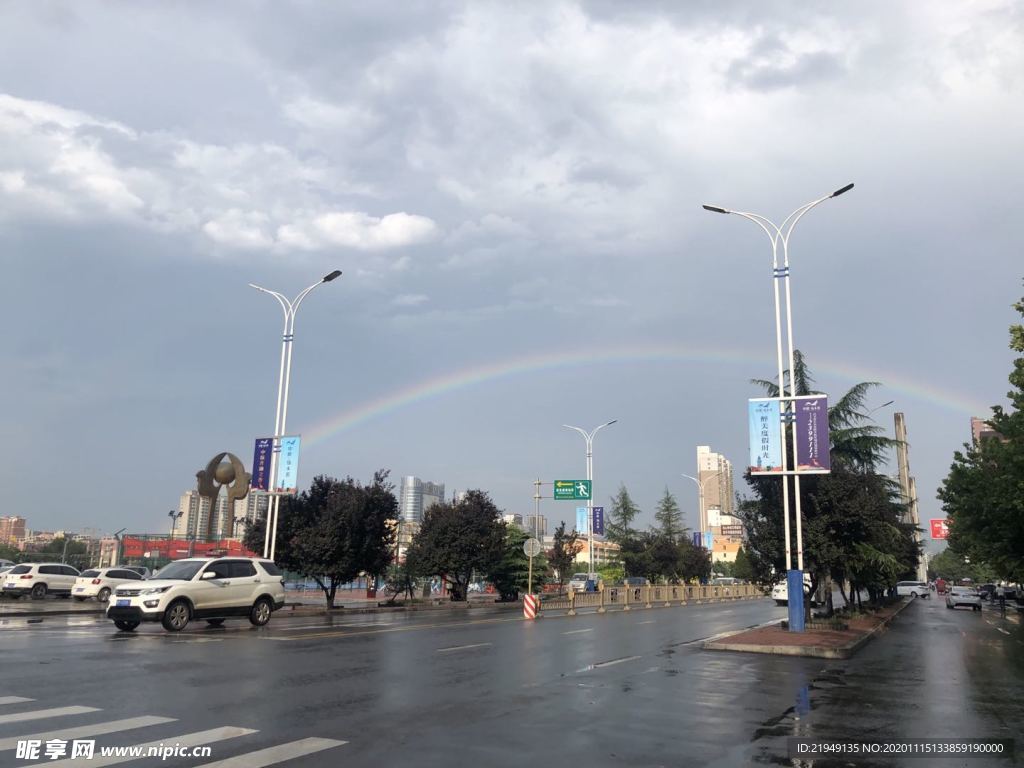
540, 583, 764, 616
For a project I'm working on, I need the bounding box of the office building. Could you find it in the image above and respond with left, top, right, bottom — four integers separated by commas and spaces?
399, 477, 446, 523
0, 516, 26, 546
524, 515, 547, 537
502, 513, 524, 527
971, 416, 1001, 445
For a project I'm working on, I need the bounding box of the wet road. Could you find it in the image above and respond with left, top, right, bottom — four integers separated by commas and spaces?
0, 596, 1020, 767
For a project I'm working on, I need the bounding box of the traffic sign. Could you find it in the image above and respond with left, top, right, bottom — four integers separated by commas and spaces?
523, 537, 542, 558
554, 479, 591, 500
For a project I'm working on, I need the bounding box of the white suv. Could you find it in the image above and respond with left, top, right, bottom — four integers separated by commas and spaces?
105, 557, 285, 632
73, 567, 146, 602
2, 563, 80, 599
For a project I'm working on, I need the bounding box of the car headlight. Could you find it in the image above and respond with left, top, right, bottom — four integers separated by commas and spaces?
140, 586, 172, 595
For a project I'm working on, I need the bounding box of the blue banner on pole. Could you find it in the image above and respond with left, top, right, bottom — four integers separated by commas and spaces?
251, 438, 273, 491
575, 506, 588, 534
592, 506, 604, 536
749, 398, 783, 474
274, 436, 301, 494
704, 531, 714, 551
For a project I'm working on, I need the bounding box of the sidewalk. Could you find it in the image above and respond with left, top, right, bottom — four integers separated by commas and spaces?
704, 597, 912, 659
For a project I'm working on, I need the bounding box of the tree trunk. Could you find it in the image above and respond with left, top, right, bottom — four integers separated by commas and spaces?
837, 577, 849, 609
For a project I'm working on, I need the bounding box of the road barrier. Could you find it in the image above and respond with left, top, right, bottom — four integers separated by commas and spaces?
541, 583, 765, 617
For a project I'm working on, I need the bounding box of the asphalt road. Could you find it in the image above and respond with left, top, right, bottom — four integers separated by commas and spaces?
0, 596, 1020, 767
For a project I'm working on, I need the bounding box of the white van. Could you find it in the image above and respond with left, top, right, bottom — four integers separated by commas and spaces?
895, 580, 930, 598
568, 572, 601, 592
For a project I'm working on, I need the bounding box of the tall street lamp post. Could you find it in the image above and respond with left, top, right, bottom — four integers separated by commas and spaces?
703, 183, 853, 631
681, 471, 723, 541
563, 420, 616, 575
167, 510, 182, 539
250, 269, 342, 561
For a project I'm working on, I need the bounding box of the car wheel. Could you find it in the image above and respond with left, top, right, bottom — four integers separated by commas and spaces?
30, 583, 47, 600
205, 618, 225, 627
114, 620, 139, 632
97, 588, 111, 603
161, 600, 191, 632
249, 597, 273, 627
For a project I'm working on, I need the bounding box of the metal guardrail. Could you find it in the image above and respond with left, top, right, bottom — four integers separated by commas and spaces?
553, 583, 764, 616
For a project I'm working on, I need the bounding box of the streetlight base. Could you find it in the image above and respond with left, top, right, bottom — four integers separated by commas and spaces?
787, 569, 806, 632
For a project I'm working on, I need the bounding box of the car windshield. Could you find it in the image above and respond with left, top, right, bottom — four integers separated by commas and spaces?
154, 561, 205, 581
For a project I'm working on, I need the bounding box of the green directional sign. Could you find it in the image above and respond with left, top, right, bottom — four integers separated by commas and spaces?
554, 479, 591, 500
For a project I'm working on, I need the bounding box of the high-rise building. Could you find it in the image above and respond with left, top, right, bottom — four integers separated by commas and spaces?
0, 516, 26, 545
399, 477, 446, 523
524, 515, 547, 537
502, 513, 524, 527
971, 416, 1000, 445
696, 445, 734, 520
179, 491, 231, 540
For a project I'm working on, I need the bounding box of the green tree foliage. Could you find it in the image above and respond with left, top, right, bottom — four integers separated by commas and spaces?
732, 547, 754, 581
0, 543, 22, 562
37, 537, 88, 558
740, 351, 917, 610
606, 484, 641, 543
406, 490, 505, 602
243, 470, 398, 608
654, 488, 684, 542
488, 525, 548, 600
548, 521, 580, 591
939, 289, 1024, 581
927, 548, 997, 584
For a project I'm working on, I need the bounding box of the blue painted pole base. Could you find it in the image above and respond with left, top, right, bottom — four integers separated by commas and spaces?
787, 569, 806, 632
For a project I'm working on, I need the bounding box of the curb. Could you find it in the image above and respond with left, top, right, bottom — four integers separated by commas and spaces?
703, 597, 914, 659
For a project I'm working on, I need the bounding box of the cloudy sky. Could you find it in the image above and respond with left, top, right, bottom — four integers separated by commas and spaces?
2, 2, 1020, 548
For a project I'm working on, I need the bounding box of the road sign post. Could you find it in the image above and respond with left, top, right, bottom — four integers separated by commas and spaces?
524, 537, 542, 596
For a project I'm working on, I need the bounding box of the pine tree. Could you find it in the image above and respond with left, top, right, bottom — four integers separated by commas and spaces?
606, 484, 641, 544
654, 488, 684, 543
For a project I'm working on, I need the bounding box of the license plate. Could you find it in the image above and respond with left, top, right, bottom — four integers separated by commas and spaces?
3, 582, 13, 589
75, 587, 84, 592
116, 599, 130, 607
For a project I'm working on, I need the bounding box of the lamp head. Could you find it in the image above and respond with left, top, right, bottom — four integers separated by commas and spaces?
322, 270, 343, 283
702, 204, 729, 214
831, 183, 854, 198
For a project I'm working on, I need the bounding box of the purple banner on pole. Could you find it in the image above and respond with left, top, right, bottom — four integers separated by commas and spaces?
592, 506, 605, 536
251, 438, 273, 491
795, 396, 830, 473
692, 531, 702, 548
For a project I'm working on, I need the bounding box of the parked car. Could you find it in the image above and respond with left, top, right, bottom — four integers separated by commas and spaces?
945, 586, 982, 611
1, 563, 81, 599
0, 559, 14, 570
771, 576, 818, 606
121, 566, 153, 579
978, 583, 997, 601
619, 576, 650, 587
711, 577, 741, 586
105, 557, 285, 632
73, 567, 146, 602
895, 580, 930, 598
568, 572, 601, 592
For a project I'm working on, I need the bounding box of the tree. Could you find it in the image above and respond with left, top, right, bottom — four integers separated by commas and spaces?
243, 470, 398, 608
548, 521, 580, 592
406, 490, 506, 601
740, 351, 916, 613
606, 484, 641, 544
927, 548, 996, 584
488, 524, 548, 600
654, 488, 684, 543
733, 547, 754, 581
0, 543, 22, 562
939, 287, 1024, 581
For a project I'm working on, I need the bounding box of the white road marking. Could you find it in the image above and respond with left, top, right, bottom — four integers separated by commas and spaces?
0, 706, 99, 725
638, 620, 656, 625
0, 697, 33, 706
193, 737, 347, 768
562, 628, 594, 635
436, 642, 492, 653
0, 716, 177, 751
997, 627, 1011, 635
47, 726, 256, 768
577, 655, 642, 673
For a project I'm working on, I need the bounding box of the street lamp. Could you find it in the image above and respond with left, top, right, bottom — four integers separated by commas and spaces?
681, 471, 724, 539
865, 400, 894, 419
563, 420, 617, 575
703, 183, 853, 631
250, 269, 342, 561
167, 510, 183, 539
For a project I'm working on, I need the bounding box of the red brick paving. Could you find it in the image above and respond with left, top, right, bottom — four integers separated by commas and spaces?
720, 602, 903, 649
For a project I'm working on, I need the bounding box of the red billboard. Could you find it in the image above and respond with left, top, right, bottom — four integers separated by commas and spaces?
121, 537, 257, 560
930, 519, 950, 539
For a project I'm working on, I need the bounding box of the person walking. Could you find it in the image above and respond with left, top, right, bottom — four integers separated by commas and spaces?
997, 584, 1007, 617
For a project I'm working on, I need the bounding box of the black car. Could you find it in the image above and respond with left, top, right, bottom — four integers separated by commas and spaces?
979, 584, 997, 601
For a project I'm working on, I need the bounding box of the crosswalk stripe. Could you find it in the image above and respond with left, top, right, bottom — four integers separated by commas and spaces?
193, 737, 348, 768
0, 716, 176, 751
0, 697, 33, 706
46, 726, 256, 768
0, 706, 99, 725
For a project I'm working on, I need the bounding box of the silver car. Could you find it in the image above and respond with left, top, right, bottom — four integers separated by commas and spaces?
945, 586, 981, 611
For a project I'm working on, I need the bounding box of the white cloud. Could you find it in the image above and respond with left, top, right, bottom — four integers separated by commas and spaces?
391, 293, 429, 307
278, 210, 438, 251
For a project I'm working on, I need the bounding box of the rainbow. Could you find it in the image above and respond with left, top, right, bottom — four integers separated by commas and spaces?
299, 343, 992, 451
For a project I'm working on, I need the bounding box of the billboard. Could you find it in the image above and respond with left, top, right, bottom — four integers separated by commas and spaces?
795, 396, 830, 473
930, 519, 950, 539
692, 531, 702, 548
720, 524, 744, 538
273, 436, 301, 495
251, 438, 273, 491
748, 399, 783, 474
592, 506, 605, 536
